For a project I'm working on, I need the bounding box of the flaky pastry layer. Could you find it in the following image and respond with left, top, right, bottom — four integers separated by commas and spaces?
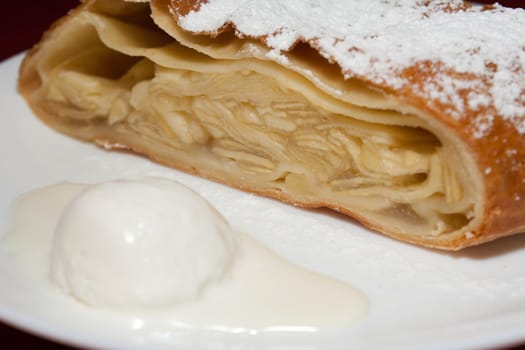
18, 0, 525, 249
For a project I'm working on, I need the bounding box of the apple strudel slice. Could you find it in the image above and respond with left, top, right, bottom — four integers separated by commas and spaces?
19, 0, 525, 250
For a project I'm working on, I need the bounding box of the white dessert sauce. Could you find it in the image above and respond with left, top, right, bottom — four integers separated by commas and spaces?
3, 178, 367, 333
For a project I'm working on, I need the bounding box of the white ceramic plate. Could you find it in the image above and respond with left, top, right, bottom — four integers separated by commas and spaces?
2, 54, 525, 350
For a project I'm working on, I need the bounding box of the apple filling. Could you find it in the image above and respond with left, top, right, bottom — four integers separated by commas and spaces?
35, 3, 475, 237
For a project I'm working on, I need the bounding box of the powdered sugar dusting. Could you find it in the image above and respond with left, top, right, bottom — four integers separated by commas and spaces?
178, 0, 525, 137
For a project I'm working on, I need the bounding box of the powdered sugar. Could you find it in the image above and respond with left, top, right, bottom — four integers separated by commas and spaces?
178, 0, 525, 137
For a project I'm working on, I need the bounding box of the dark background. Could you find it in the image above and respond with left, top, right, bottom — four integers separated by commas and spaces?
1, 0, 525, 349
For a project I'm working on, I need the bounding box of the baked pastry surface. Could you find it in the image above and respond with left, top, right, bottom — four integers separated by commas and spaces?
19, 0, 525, 249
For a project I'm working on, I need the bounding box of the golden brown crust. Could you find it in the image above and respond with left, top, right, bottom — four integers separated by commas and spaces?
394, 68, 525, 249
172, 0, 208, 16
18, 0, 525, 250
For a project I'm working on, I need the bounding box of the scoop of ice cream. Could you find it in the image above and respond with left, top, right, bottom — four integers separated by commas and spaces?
50, 177, 237, 308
